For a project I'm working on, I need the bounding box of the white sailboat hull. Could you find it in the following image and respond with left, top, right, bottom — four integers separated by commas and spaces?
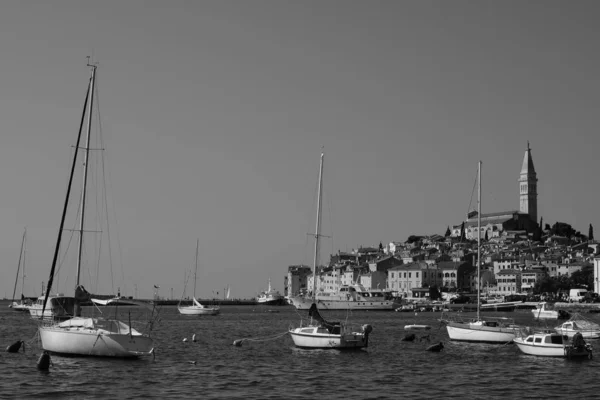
445, 321, 518, 343
178, 305, 220, 315
289, 327, 368, 349
39, 318, 154, 358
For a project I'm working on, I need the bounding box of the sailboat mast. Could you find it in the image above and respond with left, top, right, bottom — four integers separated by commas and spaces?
193, 239, 199, 299
11, 229, 27, 302
312, 152, 324, 301
76, 64, 96, 288
477, 161, 481, 320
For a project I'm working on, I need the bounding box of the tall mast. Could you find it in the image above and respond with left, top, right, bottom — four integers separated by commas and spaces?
312, 152, 324, 302
11, 229, 27, 302
193, 239, 199, 299
76, 63, 96, 288
477, 161, 481, 320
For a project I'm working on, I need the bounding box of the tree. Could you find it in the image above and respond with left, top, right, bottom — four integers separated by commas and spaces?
589, 224, 594, 241
460, 222, 465, 241
484, 230, 489, 241
445, 226, 451, 237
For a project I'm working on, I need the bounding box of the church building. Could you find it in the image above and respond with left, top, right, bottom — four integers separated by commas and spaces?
451, 144, 539, 240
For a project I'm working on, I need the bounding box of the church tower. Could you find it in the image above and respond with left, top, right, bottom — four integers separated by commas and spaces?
518, 142, 538, 223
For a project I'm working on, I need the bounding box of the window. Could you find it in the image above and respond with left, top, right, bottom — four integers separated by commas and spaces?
409, 273, 412, 278
416, 272, 419, 278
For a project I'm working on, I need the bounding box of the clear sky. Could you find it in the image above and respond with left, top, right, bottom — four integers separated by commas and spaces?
1, 1, 599, 300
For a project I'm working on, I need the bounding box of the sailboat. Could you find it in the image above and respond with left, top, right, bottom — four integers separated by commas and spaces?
178, 239, 220, 316
37, 62, 155, 357
442, 161, 521, 343
9, 229, 32, 312
289, 152, 372, 349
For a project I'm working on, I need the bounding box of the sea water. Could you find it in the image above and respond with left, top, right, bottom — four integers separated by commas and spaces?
1, 301, 598, 399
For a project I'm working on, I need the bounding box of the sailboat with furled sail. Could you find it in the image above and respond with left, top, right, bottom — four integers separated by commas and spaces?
178, 239, 220, 316
38, 62, 155, 357
288, 151, 372, 349
442, 161, 521, 343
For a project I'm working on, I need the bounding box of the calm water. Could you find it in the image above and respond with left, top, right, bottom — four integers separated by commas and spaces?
1, 301, 599, 399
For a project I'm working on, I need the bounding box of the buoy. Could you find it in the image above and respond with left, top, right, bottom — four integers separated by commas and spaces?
37, 351, 51, 370
6, 340, 24, 353
192, 334, 196, 342
183, 338, 188, 343
233, 339, 244, 347
188, 361, 197, 365
426, 342, 444, 352
401, 333, 416, 342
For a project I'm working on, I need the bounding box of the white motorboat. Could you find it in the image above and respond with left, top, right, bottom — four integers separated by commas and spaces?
29, 294, 75, 320
256, 278, 285, 305
37, 62, 155, 358
177, 239, 220, 316
442, 162, 521, 343
554, 314, 600, 339
531, 302, 570, 320
514, 331, 593, 358
289, 152, 372, 349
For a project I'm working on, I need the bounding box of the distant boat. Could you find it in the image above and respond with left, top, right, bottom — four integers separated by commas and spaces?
288, 284, 395, 311
256, 278, 285, 305
178, 239, 220, 316
91, 296, 140, 307
29, 293, 75, 320
289, 151, 372, 349
9, 229, 32, 312
442, 162, 521, 343
37, 62, 155, 357
531, 302, 570, 320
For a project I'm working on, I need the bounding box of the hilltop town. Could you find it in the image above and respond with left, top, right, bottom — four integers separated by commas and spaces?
285, 144, 600, 302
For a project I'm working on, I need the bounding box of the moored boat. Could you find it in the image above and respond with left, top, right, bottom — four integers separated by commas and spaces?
289, 285, 395, 311
442, 162, 522, 343
288, 151, 372, 349
554, 314, 600, 339
256, 278, 285, 305
531, 302, 570, 320
514, 331, 593, 358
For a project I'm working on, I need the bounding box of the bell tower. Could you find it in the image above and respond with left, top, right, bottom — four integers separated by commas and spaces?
518, 142, 538, 223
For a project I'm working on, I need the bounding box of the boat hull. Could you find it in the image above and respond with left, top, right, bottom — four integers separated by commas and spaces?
289, 296, 394, 311
39, 319, 154, 358
9, 302, 31, 312
178, 306, 220, 315
445, 321, 518, 343
514, 338, 592, 358
289, 329, 367, 349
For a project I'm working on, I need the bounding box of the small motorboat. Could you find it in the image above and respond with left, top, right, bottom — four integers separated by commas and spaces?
554, 314, 600, 339
513, 331, 592, 358
531, 302, 570, 320
404, 324, 431, 331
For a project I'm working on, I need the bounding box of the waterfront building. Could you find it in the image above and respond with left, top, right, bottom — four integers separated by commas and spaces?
496, 269, 522, 294
285, 265, 312, 297
520, 270, 545, 292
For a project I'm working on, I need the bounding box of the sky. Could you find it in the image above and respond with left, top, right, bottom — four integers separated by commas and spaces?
1, 0, 600, 300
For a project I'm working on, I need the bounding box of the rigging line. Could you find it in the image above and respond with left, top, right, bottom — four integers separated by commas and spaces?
466, 165, 478, 217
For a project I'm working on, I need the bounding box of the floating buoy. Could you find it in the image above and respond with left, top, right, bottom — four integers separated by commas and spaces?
426, 342, 444, 352
401, 333, 416, 342
192, 334, 196, 342
188, 361, 197, 365
233, 339, 244, 347
37, 351, 51, 370
183, 338, 188, 343
6, 340, 24, 353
